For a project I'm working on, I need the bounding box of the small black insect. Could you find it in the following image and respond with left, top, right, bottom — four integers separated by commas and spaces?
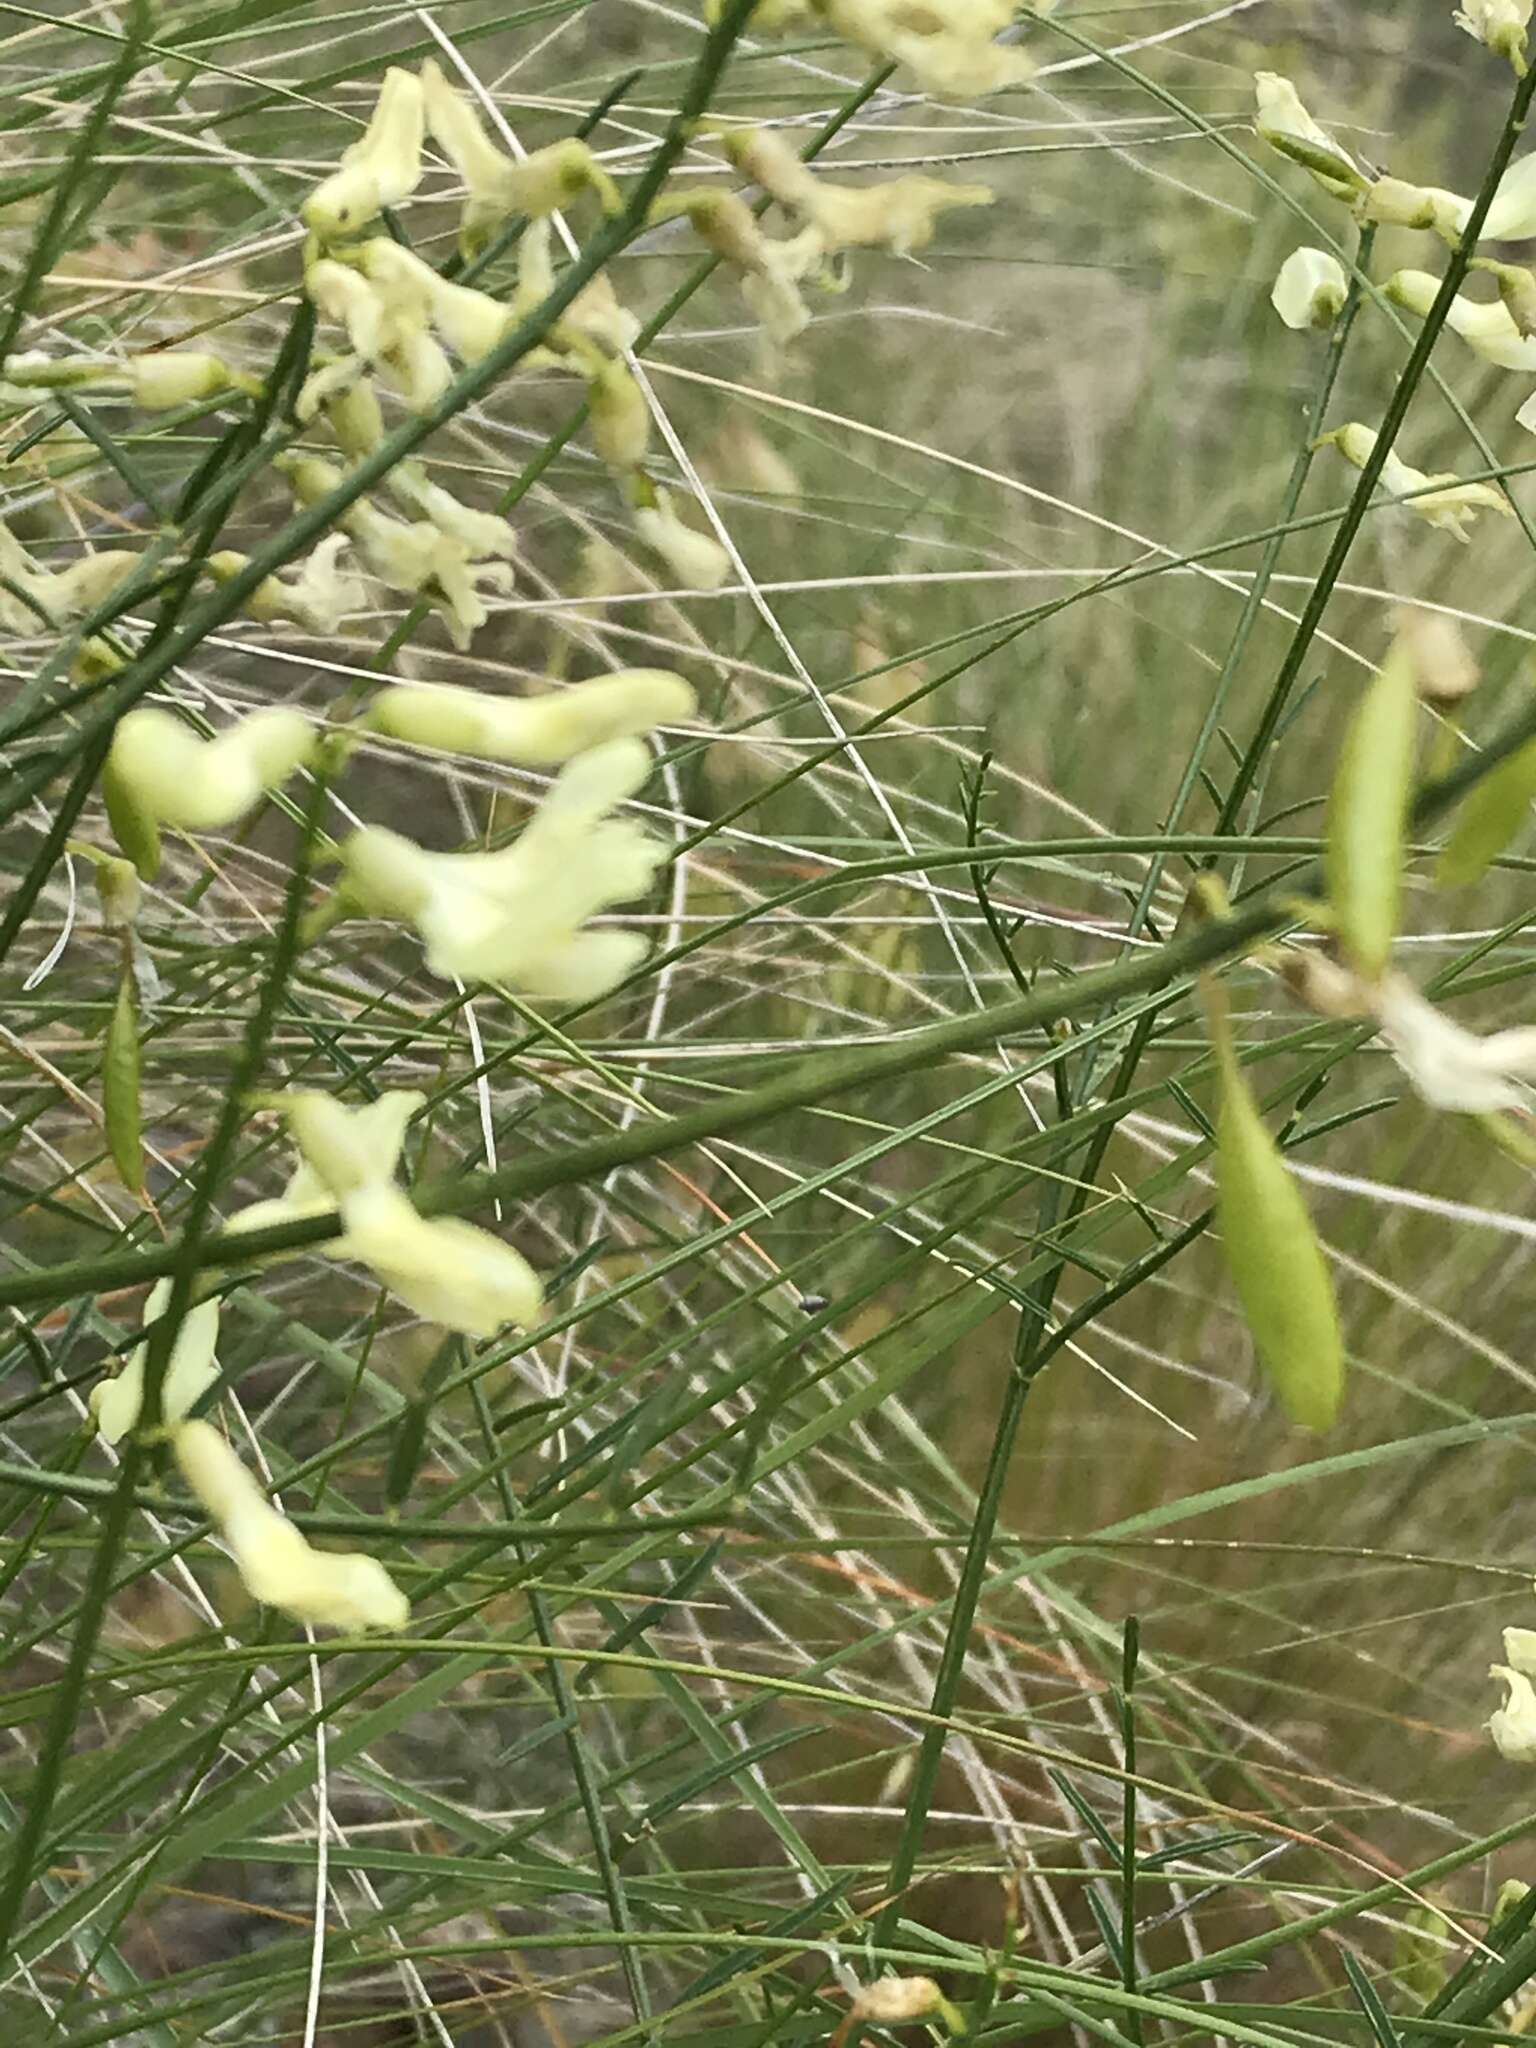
797, 1294, 828, 1314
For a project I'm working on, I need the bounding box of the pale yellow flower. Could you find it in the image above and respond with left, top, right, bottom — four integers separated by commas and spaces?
356, 238, 510, 360
349, 501, 515, 647
91, 1279, 222, 1445
281, 453, 514, 650
655, 187, 821, 351
226, 1089, 426, 1243
586, 357, 652, 470
174, 1419, 408, 1631
1359, 176, 1471, 240
1271, 247, 1349, 330
1455, 0, 1532, 73
1321, 423, 1513, 542
107, 706, 316, 833
383, 467, 518, 559
823, 0, 1035, 96
206, 534, 368, 636
509, 218, 639, 359
1490, 1662, 1536, 1761
336, 1184, 543, 1336
1502, 1625, 1536, 1676
341, 736, 666, 998
1384, 268, 1536, 370
632, 487, 732, 591
1253, 73, 1363, 197
1370, 973, 1536, 1112
367, 669, 694, 764
421, 60, 620, 256
304, 66, 425, 240
226, 1087, 541, 1336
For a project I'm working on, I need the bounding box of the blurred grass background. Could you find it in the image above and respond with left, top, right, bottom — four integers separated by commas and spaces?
8, 0, 1536, 2042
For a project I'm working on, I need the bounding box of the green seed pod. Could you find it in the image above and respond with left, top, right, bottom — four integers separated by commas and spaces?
1215, 1034, 1344, 1431
1438, 734, 1536, 887
104, 969, 144, 1196
1325, 642, 1418, 979
102, 754, 161, 881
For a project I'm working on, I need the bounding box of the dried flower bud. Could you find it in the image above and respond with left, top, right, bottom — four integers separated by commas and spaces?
304, 66, 425, 239
1491, 1663, 1536, 1762
174, 1419, 409, 1630
91, 1280, 222, 1444
1275, 948, 1370, 1020
1271, 247, 1348, 330
1395, 605, 1480, 709
368, 669, 694, 764
851, 1978, 953, 2025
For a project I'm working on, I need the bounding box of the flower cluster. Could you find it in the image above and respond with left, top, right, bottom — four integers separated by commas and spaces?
657, 126, 993, 369
1258, 46, 1536, 450
85, 1081, 550, 1630
713, 0, 1053, 98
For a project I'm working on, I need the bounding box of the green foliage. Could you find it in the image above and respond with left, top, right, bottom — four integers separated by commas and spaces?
5, 5, 1536, 2047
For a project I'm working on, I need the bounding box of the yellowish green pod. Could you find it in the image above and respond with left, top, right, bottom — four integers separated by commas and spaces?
1438, 733, 1536, 887
104, 970, 143, 1196
1215, 1036, 1344, 1431
1325, 642, 1418, 978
